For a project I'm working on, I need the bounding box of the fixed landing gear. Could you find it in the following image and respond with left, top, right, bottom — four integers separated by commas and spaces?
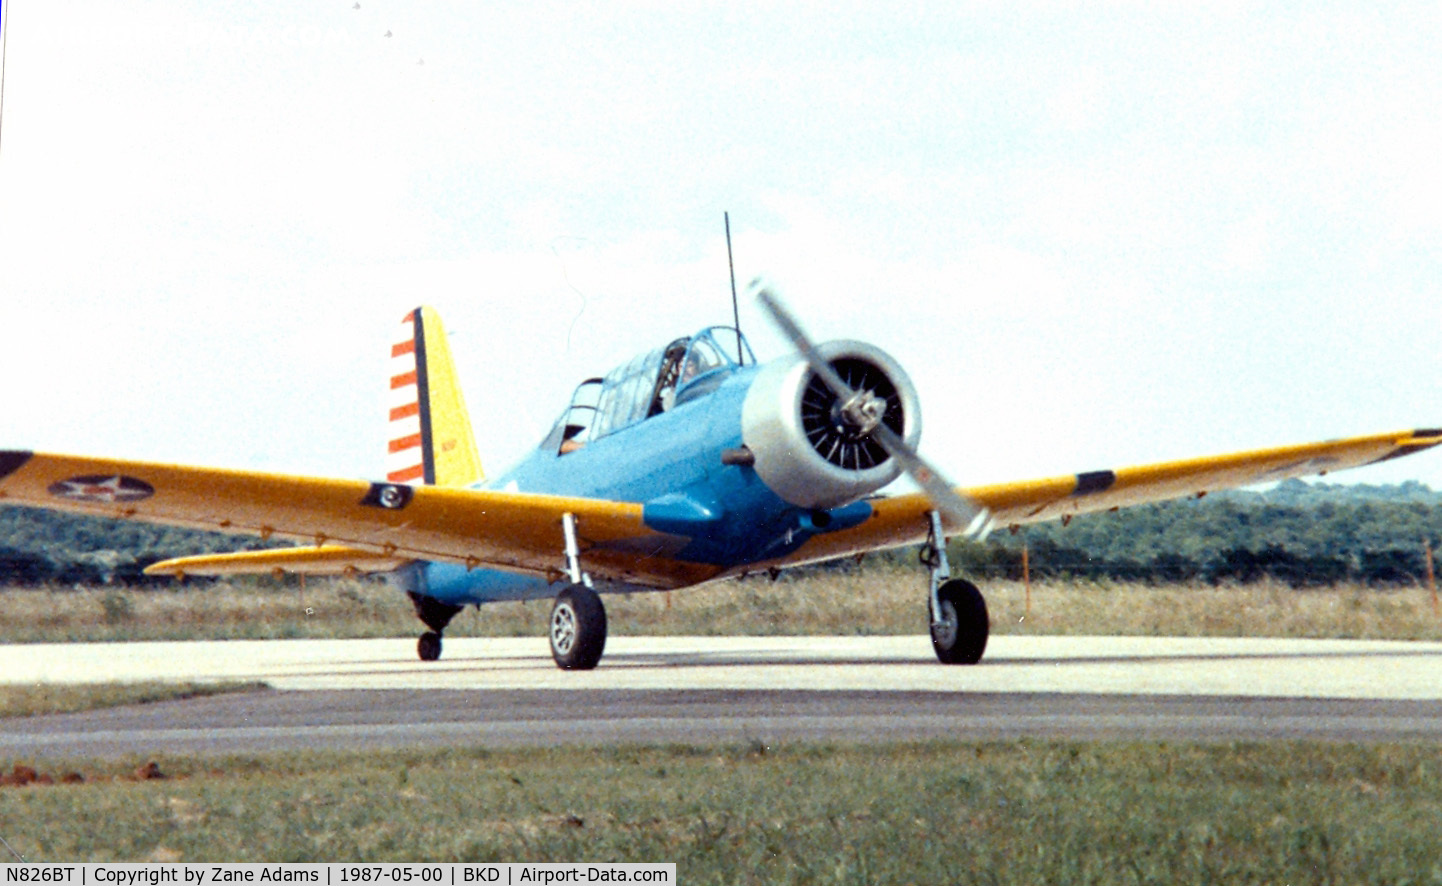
923, 510, 990, 665
542, 510, 605, 669
549, 584, 608, 670
407, 591, 463, 662
930, 578, 989, 664
549, 512, 608, 670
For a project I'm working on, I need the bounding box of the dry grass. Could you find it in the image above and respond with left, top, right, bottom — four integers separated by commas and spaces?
2, 568, 1441, 644
0, 682, 269, 718
981, 576, 1442, 641
2, 741, 1441, 879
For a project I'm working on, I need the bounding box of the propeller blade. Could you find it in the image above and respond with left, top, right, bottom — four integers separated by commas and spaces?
753, 283, 857, 401
871, 423, 993, 538
752, 281, 994, 539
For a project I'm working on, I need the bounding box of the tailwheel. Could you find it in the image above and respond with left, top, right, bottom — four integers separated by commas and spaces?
407, 592, 462, 662
930, 578, 989, 664
417, 630, 443, 662
549, 585, 607, 670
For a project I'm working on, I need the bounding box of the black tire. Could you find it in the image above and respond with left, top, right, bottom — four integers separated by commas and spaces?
930, 578, 989, 664
549, 585, 607, 670
417, 631, 442, 662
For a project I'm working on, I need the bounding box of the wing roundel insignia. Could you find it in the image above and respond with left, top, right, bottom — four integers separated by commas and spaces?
361, 482, 414, 510
47, 475, 155, 503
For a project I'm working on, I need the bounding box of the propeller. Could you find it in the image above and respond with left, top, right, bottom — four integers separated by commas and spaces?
753, 282, 994, 540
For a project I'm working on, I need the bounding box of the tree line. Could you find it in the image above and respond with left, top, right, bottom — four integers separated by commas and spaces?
929, 479, 1442, 586
2, 478, 1441, 587
0, 506, 279, 586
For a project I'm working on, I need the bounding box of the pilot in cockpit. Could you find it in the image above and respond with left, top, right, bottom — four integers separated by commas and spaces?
683, 342, 721, 380
650, 338, 690, 415
656, 335, 729, 413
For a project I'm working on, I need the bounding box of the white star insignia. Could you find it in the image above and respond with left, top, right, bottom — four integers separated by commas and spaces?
50, 476, 153, 503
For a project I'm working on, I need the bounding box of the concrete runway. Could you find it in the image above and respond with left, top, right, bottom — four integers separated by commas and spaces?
3, 635, 1442, 756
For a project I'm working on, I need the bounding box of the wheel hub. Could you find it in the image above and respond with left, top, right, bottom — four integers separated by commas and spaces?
551, 603, 577, 654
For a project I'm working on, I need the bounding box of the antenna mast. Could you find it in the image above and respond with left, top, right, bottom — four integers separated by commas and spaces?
0, 0, 10, 161
725, 211, 743, 364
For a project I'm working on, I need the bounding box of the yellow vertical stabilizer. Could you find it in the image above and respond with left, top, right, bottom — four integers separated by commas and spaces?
386, 306, 484, 487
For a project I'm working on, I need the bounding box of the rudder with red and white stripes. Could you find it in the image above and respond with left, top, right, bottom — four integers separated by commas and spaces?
387, 307, 483, 487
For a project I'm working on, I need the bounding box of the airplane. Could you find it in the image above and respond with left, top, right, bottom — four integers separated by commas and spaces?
1, 285, 1438, 670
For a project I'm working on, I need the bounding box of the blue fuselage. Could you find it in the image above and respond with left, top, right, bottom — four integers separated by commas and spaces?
403, 360, 871, 605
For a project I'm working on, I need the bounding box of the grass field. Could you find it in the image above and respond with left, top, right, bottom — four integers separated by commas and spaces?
4, 575, 1442, 875
0, 682, 270, 719
2, 568, 1440, 644
0, 741, 1439, 879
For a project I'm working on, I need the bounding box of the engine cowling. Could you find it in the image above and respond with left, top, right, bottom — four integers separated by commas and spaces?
740, 340, 922, 510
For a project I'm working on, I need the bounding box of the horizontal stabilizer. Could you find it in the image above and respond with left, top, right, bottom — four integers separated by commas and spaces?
145, 545, 408, 578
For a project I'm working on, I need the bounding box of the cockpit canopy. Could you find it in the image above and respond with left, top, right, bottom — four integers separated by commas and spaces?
546, 327, 755, 452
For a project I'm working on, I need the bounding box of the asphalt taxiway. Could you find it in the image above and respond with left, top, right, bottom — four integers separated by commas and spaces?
3, 635, 1442, 756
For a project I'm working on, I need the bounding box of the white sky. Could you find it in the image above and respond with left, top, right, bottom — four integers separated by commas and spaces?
1, 1, 1439, 492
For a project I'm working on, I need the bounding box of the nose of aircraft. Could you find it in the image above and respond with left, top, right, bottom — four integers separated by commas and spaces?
752, 281, 993, 539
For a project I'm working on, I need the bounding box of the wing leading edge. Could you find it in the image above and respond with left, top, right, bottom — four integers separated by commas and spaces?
770, 428, 1442, 570
143, 545, 407, 577
0, 452, 708, 588
2, 427, 1438, 587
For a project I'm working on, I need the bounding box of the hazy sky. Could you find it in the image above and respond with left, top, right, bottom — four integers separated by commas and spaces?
1, 1, 1439, 492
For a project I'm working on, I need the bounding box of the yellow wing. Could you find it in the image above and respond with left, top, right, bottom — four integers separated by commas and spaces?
771, 428, 1442, 570
143, 545, 407, 577
2, 427, 1437, 588
0, 451, 708, 588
